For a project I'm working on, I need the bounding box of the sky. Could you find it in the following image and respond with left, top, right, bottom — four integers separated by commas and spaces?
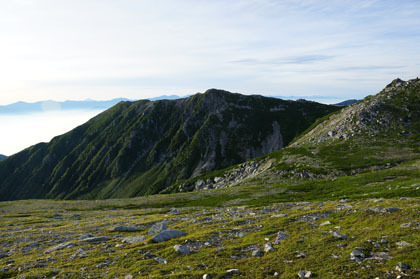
1, 0, 420, 105
1, 0, 420, 155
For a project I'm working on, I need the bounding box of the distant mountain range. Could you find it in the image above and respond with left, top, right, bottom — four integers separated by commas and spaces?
0, 155, 6, 161
0, 95, 187, 114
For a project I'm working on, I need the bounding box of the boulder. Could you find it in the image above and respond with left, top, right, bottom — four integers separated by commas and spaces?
111, 226, 140, 232
148, 220, 167, 235
121, 236, 146, 244
151, 230, 187, 243
174, 244, 191, 255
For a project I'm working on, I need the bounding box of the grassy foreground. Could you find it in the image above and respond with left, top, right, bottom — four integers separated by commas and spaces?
0, 165, 419, 279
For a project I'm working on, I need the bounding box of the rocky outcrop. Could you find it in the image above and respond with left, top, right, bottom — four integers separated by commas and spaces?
179, 159, 272, 192
294, 78, 420, 145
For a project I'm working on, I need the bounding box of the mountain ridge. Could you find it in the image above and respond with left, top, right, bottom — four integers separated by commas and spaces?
0, 89, 338, 201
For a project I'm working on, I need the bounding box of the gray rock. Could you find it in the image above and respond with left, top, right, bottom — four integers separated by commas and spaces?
174, 244, 191, 255
148, 220, 167, 235
44, 242, 75, 254
264, 242, 274, 253
226, 269, 240, 275
274, 231, 289, 244
96, 261, 111, 268
111, 226, 140, 232
350, 248, 365, 262
79, 236, 109, 243
296, 251, 306, 258
369, 252, 391, 261
395, 241, 412, 248
395, 262, 410, 272
332, 231, 348, 240
125, 274, 134, 279
151, 230, 187, 243
154, 256, 168, 264
69, 248, 87, 259
271, 214, 287, 218
203, 274, 211, 279
320, 221, 332, 226
0, 253, 9, 259
251, 248, 263, 257
298, 270, 313, 278
34, 263, 48, 268
400, 223, 411, 228
168, 208, 178, 214
121, 236, 146, 244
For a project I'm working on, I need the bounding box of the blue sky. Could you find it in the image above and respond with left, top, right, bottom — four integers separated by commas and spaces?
1, 0, 420, 105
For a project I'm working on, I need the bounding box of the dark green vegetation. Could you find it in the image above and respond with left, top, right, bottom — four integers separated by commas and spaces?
0, 89, 338, 201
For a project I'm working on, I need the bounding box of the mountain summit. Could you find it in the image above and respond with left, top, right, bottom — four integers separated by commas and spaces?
0, 89, 338, 201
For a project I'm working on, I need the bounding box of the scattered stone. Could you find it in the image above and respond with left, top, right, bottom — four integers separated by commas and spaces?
148, 220, 168, 235
174, 244, 191, 255
296, 251, 306, 258
121, 236, 146, 244
271, 214, 287, 218
380, 239, 388, 244
168, 208, 178, 214
395, 262, 410, 272
251, 248, 263, 257
368, 207, 399, 213
154, 256, 168, 264
203, 274, 211, 279
0, 253, 9, 259
96, 261, 111, 268
350, 248, 365, 263
274, 272, 279, 276
298, 270, 313, 278
69, 248, 87, 259
79, 234, 94, 240
226, 269, 240, 275
264, 242, 274, 253
395, 241, 412, 248
111, 226, 140, 232
151, 230, 187, 243
34, 263, 48, 268
369, 252, 391, 261
400, 223, 411, 228
320, 221, 332, 226
125, 274, 134, 279
332, 231, 348, 240
274, 231, 289, 244
79, 236, 109, 243
45, 242, 75, 254
237, 232, 246, 238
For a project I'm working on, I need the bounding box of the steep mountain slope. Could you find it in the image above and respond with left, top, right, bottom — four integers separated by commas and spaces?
172, 78, 420, 192
0, 89, 338, 201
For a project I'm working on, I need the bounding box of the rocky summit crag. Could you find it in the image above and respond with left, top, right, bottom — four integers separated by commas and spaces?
0, 89, 338, 201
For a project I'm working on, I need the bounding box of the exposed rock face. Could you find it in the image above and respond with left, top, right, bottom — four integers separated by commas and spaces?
0, 89, 338, 201
179, 159, 272, 192
294, 78, 420, 145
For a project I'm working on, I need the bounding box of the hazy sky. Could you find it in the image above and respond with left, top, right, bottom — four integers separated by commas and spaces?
1, 0, 420, 105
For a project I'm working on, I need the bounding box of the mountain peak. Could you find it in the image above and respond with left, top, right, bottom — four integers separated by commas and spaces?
294, 76, 420, 145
